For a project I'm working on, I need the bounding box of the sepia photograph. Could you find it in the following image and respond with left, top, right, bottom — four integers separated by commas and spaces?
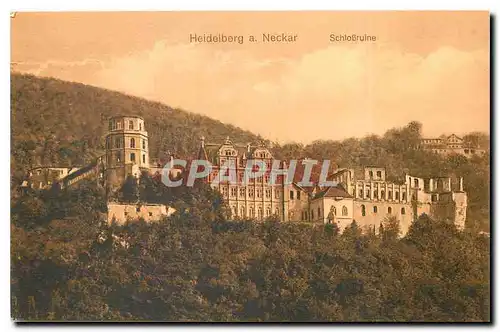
10, 11, 490, 322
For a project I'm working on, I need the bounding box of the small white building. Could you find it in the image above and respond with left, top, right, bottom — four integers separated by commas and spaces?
107, 202, 176, 225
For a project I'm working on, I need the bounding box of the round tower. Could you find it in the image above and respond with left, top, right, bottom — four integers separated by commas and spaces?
105, 115, 149, 191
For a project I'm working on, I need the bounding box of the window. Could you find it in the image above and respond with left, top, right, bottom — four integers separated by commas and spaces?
130, 153, 136, 162
374, 190, 378, 199
361, 205, 366, 216
290, 191, 294, 200
265, 189, 271, 199
136, 207, 140, 212
149, 212, 153, 217
266, 207, 271, 217
250, 207, 254, 218
377, 171, 382, 178
395, 191, 399, 200
257, 189, 262, 198
230, 187, 237, 197
318, 207, 321, 217
359, 189, 363, 197
249, 188, 254, 198
381, 190, 385, 199
311, 209, 314, 220
342, 206, 348, 216
142, 154, 146, 163
109, 121, 113, 131
373, 206, 378, 213
402, 192, 406, 201
414, 178, 419, 187
239, 188, 246, 197
142, 140, 146, 149
332, 206, 337, 216
432, 194, 437, 202
388, 191, 393, 199
258, 207, 263, 219
388, 207, 392, 214
275, 189, 281, 198
275, 208, 280, 217
222, 187, 228, 197
139, 123, 142, 131
401, 207, 406, 215
369, 170, 373, 178
130, 138, 136, 148
297, 191, 301, 200
240, 207, 245, 218
129, 120, 134, 130
366, 189, 370, 199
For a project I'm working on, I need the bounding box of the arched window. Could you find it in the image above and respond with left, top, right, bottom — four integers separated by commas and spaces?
266, 207, 271, 217
275, 208, 280, 217
388, 207, 392, 214
402, 192, 407, 201
361, 204, 366, 216
395, 191, 400, 200
129, 120, 134, 130
250, 207, 254, 218
373, 206, 378, 213
130, 153, 136, 162
130, 138, 136, 148
232, 206, 237, 217
142, 139, 146, 149
401, 207, 406, 215
258, 207, 263, 219
366, 189, 370, 198
342, 206, 348, 216
388, 191, 393, 199
381, 190, 385, 199
240, 207, 245, 218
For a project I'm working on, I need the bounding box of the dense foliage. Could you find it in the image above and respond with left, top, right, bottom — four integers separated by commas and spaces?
10, 74, 490, 322
11, 176, 490, 322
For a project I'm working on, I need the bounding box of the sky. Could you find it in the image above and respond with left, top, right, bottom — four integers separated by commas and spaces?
11, 11, 490, 144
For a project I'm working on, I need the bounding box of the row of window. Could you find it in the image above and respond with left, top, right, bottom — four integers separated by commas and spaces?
356, 188, 408, 201
360, 204, 406, 216
109, 120, 143, 131
230, 206, 279, 219
115, 152, 147, 164
107, 137, 147, 150
221, 187, 282, 199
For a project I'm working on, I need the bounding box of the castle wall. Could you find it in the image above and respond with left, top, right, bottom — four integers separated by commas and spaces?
107, 203, 175, 225
353, 201, 414, 236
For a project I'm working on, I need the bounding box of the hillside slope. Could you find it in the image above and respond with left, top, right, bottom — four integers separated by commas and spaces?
11, 74, 263, 173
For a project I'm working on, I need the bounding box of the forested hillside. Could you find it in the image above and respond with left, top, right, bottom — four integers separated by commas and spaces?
10, 74, 491, 321
11, 177, 490, 322
11, 73, 264, 178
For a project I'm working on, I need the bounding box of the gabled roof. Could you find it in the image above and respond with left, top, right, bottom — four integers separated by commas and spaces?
313, 184, 353, 199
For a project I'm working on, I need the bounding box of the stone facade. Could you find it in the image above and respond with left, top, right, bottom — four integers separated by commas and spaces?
107, 202, 176, 225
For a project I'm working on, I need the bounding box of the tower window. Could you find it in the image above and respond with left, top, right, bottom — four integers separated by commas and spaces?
388, 207, 392, 214
142, 154, 146, 163
130, 138, 136, 148
369, 170, 373, 178
342, 206, 348, 216
130, 153, 136, 162
139, 123, 142, 131
290, 191, 294, 200
142, 139, 146, 149
401, 207, 406, 215
297, 191, 301, 200
129, 121, 134, 130
361, 204, 366, 216
373, 206, 378, 213
377, 171, 382, 178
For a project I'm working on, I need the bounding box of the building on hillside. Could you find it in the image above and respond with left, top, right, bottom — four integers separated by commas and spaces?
21, 166, 82, 190
107, 202, 176, 225
317, 167, 467, 234
420, 134, 486, 158
198, 137, 468, 235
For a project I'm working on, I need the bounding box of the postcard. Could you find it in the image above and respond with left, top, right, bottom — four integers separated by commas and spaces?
10, 11, 490, 322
